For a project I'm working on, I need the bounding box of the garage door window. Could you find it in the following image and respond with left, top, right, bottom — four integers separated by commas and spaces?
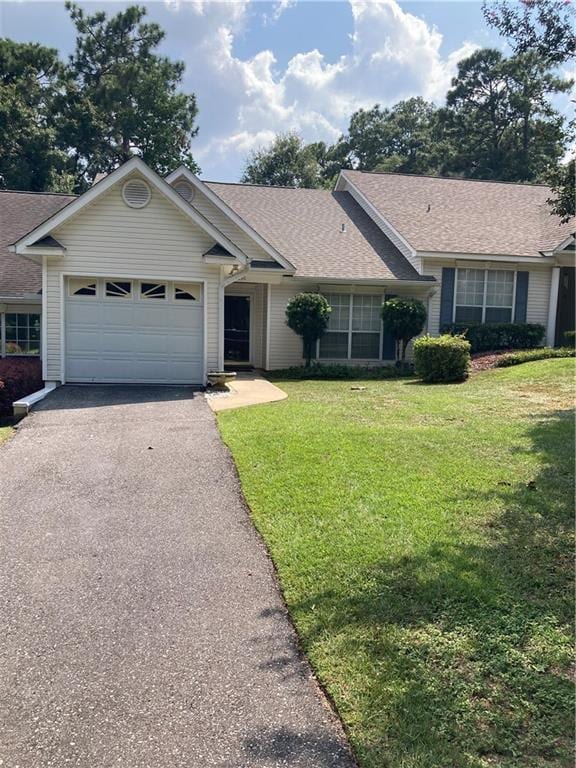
69, 278, 97, 297
5, 314, 40, 356
141, 282, 166, 300
175, 284, 201, 302
106, 281, 132, 298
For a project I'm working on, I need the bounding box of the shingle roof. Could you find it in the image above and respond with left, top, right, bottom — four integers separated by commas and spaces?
343, 170, 575, 258
205, 183, 429, 281
0, 190, 75, 298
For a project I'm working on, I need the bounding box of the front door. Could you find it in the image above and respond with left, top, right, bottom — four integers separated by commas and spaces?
555, 267, 575, 346
224, 295, 250, 362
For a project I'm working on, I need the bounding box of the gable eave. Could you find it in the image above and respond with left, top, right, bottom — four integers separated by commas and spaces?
165, 166, 296, 271
13, 157, 247, 264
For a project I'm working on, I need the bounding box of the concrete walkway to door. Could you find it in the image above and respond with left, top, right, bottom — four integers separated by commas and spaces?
0, 386, 355, 768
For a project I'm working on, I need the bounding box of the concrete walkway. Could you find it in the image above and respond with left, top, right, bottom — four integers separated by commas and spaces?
0, 386, 355, 768
208, 372, 287, 412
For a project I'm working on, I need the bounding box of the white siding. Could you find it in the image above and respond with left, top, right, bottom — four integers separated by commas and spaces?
45, 173, 222, 381
267, 280, 431, 369
191, 187, 275, 262
423, 258, 553, 336
225, 281, 267, 368
268, 282, 315, 369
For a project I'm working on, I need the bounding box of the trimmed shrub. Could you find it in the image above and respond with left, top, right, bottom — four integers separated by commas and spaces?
267, 364, 410, 381
285, 293, 331, 367
414, 334, 471, 383
0, 358, 43, 417
495, 347, 575, 367
441, 322, 545, 352
563, 330, 575, 348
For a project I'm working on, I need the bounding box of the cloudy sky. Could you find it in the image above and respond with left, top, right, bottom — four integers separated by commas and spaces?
0, 1, 566, 180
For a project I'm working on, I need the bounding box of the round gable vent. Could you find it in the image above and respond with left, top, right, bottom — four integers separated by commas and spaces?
173, 179, 194, 202
122, 178, 151, 208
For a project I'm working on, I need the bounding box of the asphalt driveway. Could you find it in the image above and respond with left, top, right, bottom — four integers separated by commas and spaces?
0, 386, 355, 768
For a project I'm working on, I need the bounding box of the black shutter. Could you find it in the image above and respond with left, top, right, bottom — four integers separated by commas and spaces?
382, 294, 397, 359
514, 271, 529, 323
439, 267, 456, 329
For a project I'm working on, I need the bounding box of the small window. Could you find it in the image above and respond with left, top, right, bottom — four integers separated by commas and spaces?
69, 278, 97, 297
175, 284, 201, 302
5, 314, 40, 356
105, 280, 132, 298
141, 282, 166, 300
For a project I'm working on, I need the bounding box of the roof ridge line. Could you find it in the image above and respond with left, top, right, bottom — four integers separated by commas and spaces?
344, 169, 551, 189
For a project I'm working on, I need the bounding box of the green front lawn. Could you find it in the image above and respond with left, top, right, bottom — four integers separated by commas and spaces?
218, 360, 575, 768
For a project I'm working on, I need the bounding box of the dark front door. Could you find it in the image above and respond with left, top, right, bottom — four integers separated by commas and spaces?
225, 295, 250, 362
555, 267, 575, 346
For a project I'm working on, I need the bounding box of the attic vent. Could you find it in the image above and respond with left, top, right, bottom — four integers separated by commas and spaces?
122, 179, 151, 209
173, 179, 194, 202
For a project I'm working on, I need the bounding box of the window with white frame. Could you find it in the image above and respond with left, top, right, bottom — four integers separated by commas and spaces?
4, 313, 41, 356
319, 294, 382, 359
455, 269, 515, 324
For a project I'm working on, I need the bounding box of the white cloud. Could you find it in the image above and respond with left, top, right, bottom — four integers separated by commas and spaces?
168, 0, 479, 180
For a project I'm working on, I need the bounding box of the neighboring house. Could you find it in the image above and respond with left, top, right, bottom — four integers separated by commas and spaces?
1, 157, 574, 385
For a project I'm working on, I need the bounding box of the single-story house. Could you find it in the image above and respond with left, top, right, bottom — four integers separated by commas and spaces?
1, 156, 574, 385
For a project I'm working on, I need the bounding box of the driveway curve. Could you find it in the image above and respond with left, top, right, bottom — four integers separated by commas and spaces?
0, 386, 355, 768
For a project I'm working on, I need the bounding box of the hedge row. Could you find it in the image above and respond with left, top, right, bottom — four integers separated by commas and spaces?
495, 347, 575, 367
267, 364, 410, 381
0, 358, 43, 417
441, 322, 545, 352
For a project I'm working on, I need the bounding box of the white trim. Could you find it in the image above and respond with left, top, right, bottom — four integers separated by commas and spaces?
60, 274, 66, 383
13, 157, 247, 264
291, 275, 437, 290
265, 283, 271, 370
203, 254, 241, 265
420, 251, 555, 265
41, 257, 47, 380
337, 171, 419, 269
552, 234, 575, 254
547, 267, 560, 346
166, 166, 295, 271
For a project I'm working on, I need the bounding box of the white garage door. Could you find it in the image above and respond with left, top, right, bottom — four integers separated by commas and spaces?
65, 278, 204, 384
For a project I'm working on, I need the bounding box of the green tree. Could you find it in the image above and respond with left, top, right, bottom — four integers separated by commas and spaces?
547, 158, 575, 222
439, 48, 572, 182
57, 3, 199, 191
332, 98, 440, 175
241, 133, 327, 188
381, 298, 427, 363
482, 0, 576, 66
0, 40, 70, 191
285, 293, 331, 366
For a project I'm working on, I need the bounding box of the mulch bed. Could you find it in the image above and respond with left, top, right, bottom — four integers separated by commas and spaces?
470, 350, 514, 371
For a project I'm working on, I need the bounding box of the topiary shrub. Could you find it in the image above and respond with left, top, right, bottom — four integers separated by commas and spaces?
414, 334, 471, 383
563, 330, 575, 348
285, 293, 331, 367
440, 322, 545, 352
381, 298, 427, 363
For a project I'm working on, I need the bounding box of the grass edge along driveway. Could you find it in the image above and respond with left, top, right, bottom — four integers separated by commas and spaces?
218, 360, 575, 768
